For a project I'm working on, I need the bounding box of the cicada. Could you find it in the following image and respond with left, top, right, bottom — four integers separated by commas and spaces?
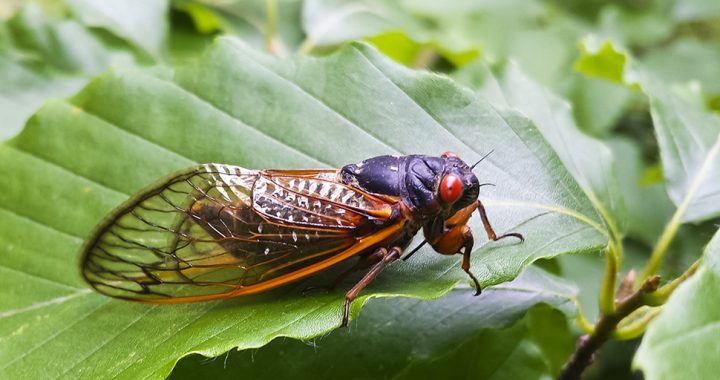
81, 152, 523, 326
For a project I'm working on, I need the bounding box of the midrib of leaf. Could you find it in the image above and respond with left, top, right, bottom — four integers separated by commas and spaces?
678, 134, 720, 216
483, 199, 607, 237
489, 284, 577, 306
0, 266, 80, 294
482, 104, 588, 216
0, 289, 91, 319
642, 133, 720, 278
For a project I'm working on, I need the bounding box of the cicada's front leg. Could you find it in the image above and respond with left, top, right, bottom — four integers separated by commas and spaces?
476, 200, 524, 243
429, 222, 484, 295
427, 201, 524, 295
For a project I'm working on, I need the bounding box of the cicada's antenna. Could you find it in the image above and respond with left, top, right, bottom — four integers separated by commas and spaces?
471, 150, 494, 170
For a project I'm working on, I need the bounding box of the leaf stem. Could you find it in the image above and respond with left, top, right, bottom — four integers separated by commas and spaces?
598, 243, 619, 315
639, 133, 720, 286
562, 257, 702, 379
637, 207, 684, 287
559, 275, 661, 380
298, 37, 316, 55
587, 192, 624, 323
644, 259, 701, 306
265, 0, 279, 54
575, 309, 595, 335
612, 307, 662, 340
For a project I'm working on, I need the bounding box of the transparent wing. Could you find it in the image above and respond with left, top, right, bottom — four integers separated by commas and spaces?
81, 164, 402, 303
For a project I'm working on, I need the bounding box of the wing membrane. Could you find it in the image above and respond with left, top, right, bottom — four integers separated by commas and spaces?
81, 164, 403, 303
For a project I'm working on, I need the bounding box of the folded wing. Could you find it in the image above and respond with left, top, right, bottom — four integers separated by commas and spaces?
81, 164, 403, 303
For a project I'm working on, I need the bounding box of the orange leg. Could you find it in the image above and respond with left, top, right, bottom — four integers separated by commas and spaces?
431, 224, 483, 295
302, 248, 385, 295
476, 199, 524, 242
428, 201, 524, 296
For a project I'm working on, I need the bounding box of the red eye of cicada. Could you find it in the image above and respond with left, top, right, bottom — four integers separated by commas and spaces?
439, 174, 463, 204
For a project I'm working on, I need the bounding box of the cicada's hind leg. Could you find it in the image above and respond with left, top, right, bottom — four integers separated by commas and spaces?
341, 246, 402, 327
302, 251, 383, 295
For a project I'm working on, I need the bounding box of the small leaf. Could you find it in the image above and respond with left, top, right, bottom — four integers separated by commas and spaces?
65, 0, 169, 60
565, 75, 635, 136
645, 82, 720, 222
574, 37, 630, 85
0, 38, 604, 378
596, 5, 674, 48
641, 38, 720, 95
0, 5, 138, 140
634, 228, 720, 379
669, 0, 720, 22
302, 0, 420, 49
177, 0, 305, 56
170, 267, 576, 380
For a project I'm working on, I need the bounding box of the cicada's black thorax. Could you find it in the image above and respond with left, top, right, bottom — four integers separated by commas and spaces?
340, 154, 480, 221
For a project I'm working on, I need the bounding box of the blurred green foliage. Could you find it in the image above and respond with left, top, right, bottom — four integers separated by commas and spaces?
1, 0, 719, 379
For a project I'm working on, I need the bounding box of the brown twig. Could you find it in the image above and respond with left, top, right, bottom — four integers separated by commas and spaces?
558, 275, 661, 380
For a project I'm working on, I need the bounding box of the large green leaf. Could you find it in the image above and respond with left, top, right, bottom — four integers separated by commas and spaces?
0, 38, 605, 379
404, 0, 589, 83
665, 0, 720, 22
176, 0, 305, 56
576, 38, 720, 223
302, 0, 419, 49
645, 81, 720, 222
564, 74, 636, 137
0, 4, 141, 140
0, 54, 85, 140
640, 38, 720, 95
634, 228, 720, 379
454, 60, 624, 237
65, 0, 169, 60
170, 267, 576, 380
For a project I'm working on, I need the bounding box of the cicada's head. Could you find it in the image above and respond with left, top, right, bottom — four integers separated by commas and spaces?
401, 152, 481, 219
435, 151, 480, 215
